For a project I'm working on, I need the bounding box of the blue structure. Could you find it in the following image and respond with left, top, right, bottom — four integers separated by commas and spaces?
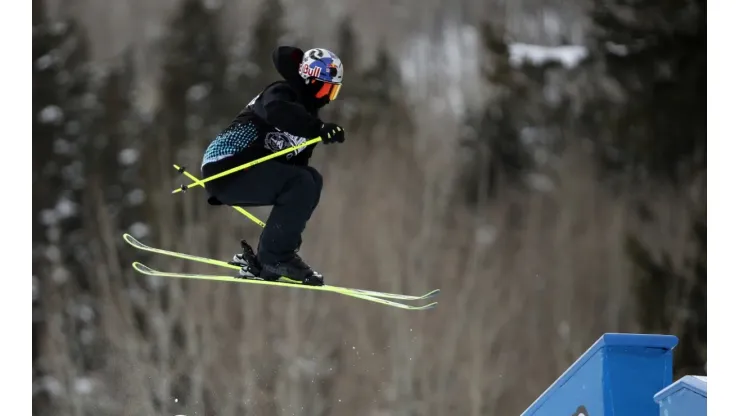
521, 333, 706, 416
654, 375, 707, 416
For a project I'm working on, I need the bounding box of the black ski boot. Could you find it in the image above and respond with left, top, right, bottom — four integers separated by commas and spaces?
260, 253, 324, 286
228, 240, 263, 278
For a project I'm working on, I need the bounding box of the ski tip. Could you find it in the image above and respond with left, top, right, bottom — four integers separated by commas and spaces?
122, 233, 144, 247
132, 261, 156, 274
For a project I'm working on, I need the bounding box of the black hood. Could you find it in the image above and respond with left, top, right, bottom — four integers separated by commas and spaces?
272, 46, 305, 87
272, 46, 331, 108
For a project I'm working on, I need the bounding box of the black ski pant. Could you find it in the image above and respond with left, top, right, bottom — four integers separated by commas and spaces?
203, 161, 323, 264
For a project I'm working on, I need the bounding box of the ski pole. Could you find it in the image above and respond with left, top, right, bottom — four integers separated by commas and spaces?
172, 137, 323, 194
173, 164, 266, 227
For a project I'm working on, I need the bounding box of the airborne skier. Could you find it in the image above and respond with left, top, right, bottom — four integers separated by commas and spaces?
200, 46, 345, 286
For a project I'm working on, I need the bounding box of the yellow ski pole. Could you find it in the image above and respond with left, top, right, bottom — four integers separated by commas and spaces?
172, 137, 323, 194
173, 164, 266, 227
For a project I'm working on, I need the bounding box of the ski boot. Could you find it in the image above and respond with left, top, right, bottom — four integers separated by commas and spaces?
229, 240, 263, 279
260, 253, 325, 286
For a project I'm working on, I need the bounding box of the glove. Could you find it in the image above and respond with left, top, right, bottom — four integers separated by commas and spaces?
319, 123, 345, 144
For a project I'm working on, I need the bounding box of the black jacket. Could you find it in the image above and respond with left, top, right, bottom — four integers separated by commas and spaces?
202, 46, 327, 178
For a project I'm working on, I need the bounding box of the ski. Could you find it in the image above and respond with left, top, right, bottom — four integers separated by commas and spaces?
131, 262, 437, 311
122, 233, 440, 302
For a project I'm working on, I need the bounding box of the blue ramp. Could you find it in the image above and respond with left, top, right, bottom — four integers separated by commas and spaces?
521, 333, 678, 416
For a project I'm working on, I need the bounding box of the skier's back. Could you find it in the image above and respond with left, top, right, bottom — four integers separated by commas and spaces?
200, 46, 345, 286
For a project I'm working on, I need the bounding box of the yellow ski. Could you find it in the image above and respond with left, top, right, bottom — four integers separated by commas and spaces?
122, 233, 440, 304
131, 262, 437, 311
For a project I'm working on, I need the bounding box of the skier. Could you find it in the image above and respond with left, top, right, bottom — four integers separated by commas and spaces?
200, 46, 345, 286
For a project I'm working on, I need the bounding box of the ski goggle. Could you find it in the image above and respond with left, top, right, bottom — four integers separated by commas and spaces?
313, 80, 342, 101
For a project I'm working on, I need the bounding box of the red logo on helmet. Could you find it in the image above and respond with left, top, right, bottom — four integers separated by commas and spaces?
300, 63, 322, 78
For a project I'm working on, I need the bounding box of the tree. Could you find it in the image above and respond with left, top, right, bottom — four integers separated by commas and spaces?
248, 0, 286, 84
353, 43, 414, 143
157, 0, 229, 146
591, 0, 706, 182
336, 19, 359, 77
33, 0, 98, 413
223, 0, 287, 120
459, 23, 571, 202
327, 18, 365, 126
626, 211, 706, 376
592, 0, 707, 377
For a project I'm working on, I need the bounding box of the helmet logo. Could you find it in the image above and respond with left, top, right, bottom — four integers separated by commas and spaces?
300, 63, 322, 79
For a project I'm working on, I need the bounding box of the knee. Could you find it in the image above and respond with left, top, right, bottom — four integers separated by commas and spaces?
303, 166, 323, 194
286, 168, 321, 203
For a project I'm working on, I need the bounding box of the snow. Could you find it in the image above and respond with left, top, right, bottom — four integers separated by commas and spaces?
203, 0, 222, 11
129, 222, 150, 239
526, 173, 555, 192
54, 138, 72, 155
39, 198, 78, 225
606, 41, 629, 56
35, 54, 55, 70
186, 83, 210, 102
475, 226, 497, 245
508, 43, 588, 69
38, 105, 64, 124
74, 378, 94, 395
52, 266, 69, 284
118, 148, 139, 166
40, 209, 57, 226
126, 189, 146, 206
55, 197, 77, 219
77, 304, 95, 322
45, 245, 62, 262
34, 376, 63, 397
50, 22, 68, 36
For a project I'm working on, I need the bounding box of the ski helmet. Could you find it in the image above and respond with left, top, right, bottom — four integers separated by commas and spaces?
298, 48, 343, 101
